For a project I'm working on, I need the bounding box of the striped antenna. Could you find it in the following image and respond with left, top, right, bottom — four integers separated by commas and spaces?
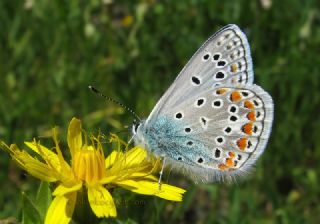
88, 86, 141, 121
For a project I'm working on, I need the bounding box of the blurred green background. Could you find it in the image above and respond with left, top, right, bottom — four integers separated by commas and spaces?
1, 0, 320, 223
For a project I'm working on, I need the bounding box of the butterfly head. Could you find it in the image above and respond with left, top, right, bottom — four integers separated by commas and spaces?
132, 119, 141, 135
131, 119, 148, 148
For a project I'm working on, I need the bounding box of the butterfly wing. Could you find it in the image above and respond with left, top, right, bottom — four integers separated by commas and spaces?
155, 84, 273, 182
137, 24, 273, 182
147, 24, 254, 121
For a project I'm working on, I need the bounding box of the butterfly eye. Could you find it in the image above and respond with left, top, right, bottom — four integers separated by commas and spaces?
133, 122, 141, 134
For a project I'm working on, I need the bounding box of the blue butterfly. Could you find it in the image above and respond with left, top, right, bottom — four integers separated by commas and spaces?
132, 25, 274, 183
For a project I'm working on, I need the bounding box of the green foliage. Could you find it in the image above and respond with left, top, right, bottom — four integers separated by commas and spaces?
20, 182, 52, 224
22, 192, 42, 224
1, 0, 320, 223
35, 182, 52, 221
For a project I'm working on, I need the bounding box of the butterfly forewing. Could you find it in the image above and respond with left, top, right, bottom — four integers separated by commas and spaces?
148, 24, 254, 121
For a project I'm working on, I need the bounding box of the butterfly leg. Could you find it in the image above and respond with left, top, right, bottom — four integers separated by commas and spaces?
127, 135, 134, 146
158, 157, 166, 190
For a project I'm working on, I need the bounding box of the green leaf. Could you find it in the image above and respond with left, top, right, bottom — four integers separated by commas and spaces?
35, 182, 52, 220
22, 192, 42, 224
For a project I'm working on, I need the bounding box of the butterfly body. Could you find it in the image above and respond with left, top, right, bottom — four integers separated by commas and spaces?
132, 25, 274, 183
135, 116, 209, 164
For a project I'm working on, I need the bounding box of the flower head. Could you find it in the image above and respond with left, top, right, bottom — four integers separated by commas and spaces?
1, 118, 186, 223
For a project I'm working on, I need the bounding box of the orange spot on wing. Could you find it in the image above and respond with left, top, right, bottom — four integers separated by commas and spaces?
242, 123, 253, 135
231, 64, 238, 73
226, 158, 234, 167
228, 151, 235, 158
230, 91, 242, 102
218, 164, 228, 171
247, 111, 256, 121
216, 88, 227, 95
244, 100, 255, 109
236, 138, 248, 150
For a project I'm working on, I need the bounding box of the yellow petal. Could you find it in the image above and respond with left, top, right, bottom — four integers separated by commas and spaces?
110, 147, 146, 171
24, 141, 74, 183
24, 141, 61, 170
8, 144, 57, 182
51, 127, 74, 178
45, 193, 77, 224
24, 161, 58, 182
124, 147, 147, 165
53, 183, 82, 196
117, 180, 186, 202
67, 118, 82, 158
99, 175, 117, 185
105, 150, 123, 169
87, 185, 116, 217
129, 173, 158, 181
99, 172, 157, 185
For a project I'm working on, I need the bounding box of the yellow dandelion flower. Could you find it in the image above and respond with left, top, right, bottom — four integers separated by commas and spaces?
1, 118, 186, 224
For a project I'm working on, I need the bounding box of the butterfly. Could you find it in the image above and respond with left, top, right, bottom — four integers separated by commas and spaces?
132, 24, 274, 183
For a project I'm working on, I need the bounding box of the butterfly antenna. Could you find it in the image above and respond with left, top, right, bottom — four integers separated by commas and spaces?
88, 85, 141, 121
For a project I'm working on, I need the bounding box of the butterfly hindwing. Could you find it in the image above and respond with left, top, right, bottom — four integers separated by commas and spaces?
158, 84, 273, 182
